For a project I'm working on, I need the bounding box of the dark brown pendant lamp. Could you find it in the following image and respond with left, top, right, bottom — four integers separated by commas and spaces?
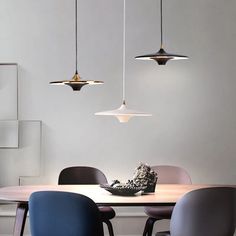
50, 0, 103, 91
135, 0, 188, 65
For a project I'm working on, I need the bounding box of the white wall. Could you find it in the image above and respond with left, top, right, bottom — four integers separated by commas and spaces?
0, 0, 235, 235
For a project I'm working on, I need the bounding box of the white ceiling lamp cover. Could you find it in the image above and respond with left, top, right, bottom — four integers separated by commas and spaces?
96, 101, 151, 123
95, 0, 152, 123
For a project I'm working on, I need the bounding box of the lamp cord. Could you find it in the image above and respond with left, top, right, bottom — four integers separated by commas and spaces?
122, 0, 126, 104
160, 0, 163, 49
75, 0, 78, 74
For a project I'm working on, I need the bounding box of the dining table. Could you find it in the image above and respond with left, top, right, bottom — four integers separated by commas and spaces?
0, 183, 234, 236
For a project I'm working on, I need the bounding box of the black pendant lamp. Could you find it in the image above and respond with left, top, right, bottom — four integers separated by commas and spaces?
135, 0, 188, 65
50, 0, 103, 91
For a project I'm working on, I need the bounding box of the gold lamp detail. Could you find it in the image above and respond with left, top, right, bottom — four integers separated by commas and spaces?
95, 0, 152, 123
50, 0, 103, 91
135, 0, 188, 65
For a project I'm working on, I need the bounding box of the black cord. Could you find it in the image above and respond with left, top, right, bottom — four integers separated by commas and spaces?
160, 0, 163, 48
75, 0, 78, 73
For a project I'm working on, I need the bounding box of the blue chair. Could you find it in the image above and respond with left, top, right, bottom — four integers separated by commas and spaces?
155, 187, 236, 236
29, 191, 104, 236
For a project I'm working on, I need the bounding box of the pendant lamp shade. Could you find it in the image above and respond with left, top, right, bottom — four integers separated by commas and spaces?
50, 72, 103, 91
135, 48, 188, 65
95, 0, 151, 123
50, 0, 103, 91
135, 0, 188, 65
96, 101, 151, 123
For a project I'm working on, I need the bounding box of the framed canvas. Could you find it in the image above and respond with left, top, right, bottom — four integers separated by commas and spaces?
0, 63, 18, 120
0, 120, 18, 148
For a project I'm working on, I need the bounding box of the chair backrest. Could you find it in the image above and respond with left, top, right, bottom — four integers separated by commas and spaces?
151, 165, 192, 184
58, 166, 108, 185
170, 187, 236, 236
29, 191, 104, 236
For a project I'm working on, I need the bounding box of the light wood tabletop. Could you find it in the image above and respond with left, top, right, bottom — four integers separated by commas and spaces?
0, 184, 234, 206
0, 184, 234, 236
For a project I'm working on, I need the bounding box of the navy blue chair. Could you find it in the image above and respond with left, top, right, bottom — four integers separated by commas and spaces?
58, 166, 115, 236
29, 191, 104, 236
155, 187, 236, 236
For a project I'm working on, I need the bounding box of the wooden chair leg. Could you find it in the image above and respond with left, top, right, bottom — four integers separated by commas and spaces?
103, 220, 114, 236
13, 203, 28, 236
143, 217, 158, 236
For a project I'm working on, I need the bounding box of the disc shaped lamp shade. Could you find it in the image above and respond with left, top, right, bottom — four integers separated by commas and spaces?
96, 101, 151, 123
135, 0, 188, 65
49, 0, 103, 91
95, 0, 152, 123
50, 73, 103, 91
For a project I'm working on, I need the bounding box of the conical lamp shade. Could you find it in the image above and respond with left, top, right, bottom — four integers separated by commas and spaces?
95, 0, 152, 123
95, 102, 152, 123
50, 0, 103, 91
135, 0, 188, 65
135, 48, 188, 65
50, 72, 103, 91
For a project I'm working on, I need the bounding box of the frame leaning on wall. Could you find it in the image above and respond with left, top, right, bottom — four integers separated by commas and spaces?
0, 63, 18, 148
0, 63, 42, 187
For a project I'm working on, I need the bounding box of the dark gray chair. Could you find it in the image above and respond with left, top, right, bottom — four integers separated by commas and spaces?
29, 191, 104, 236
58, 166, 115, 236
143, 165, 192, 236
156, 187, 236, 236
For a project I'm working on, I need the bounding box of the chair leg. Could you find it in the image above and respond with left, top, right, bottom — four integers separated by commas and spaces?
143, 217, 158, 236
103, 220, 114, 236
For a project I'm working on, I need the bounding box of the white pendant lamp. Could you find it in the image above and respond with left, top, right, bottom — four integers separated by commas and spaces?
135, 0, 188, 65
95, 0, 152, 123
50, 0, 103, 91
